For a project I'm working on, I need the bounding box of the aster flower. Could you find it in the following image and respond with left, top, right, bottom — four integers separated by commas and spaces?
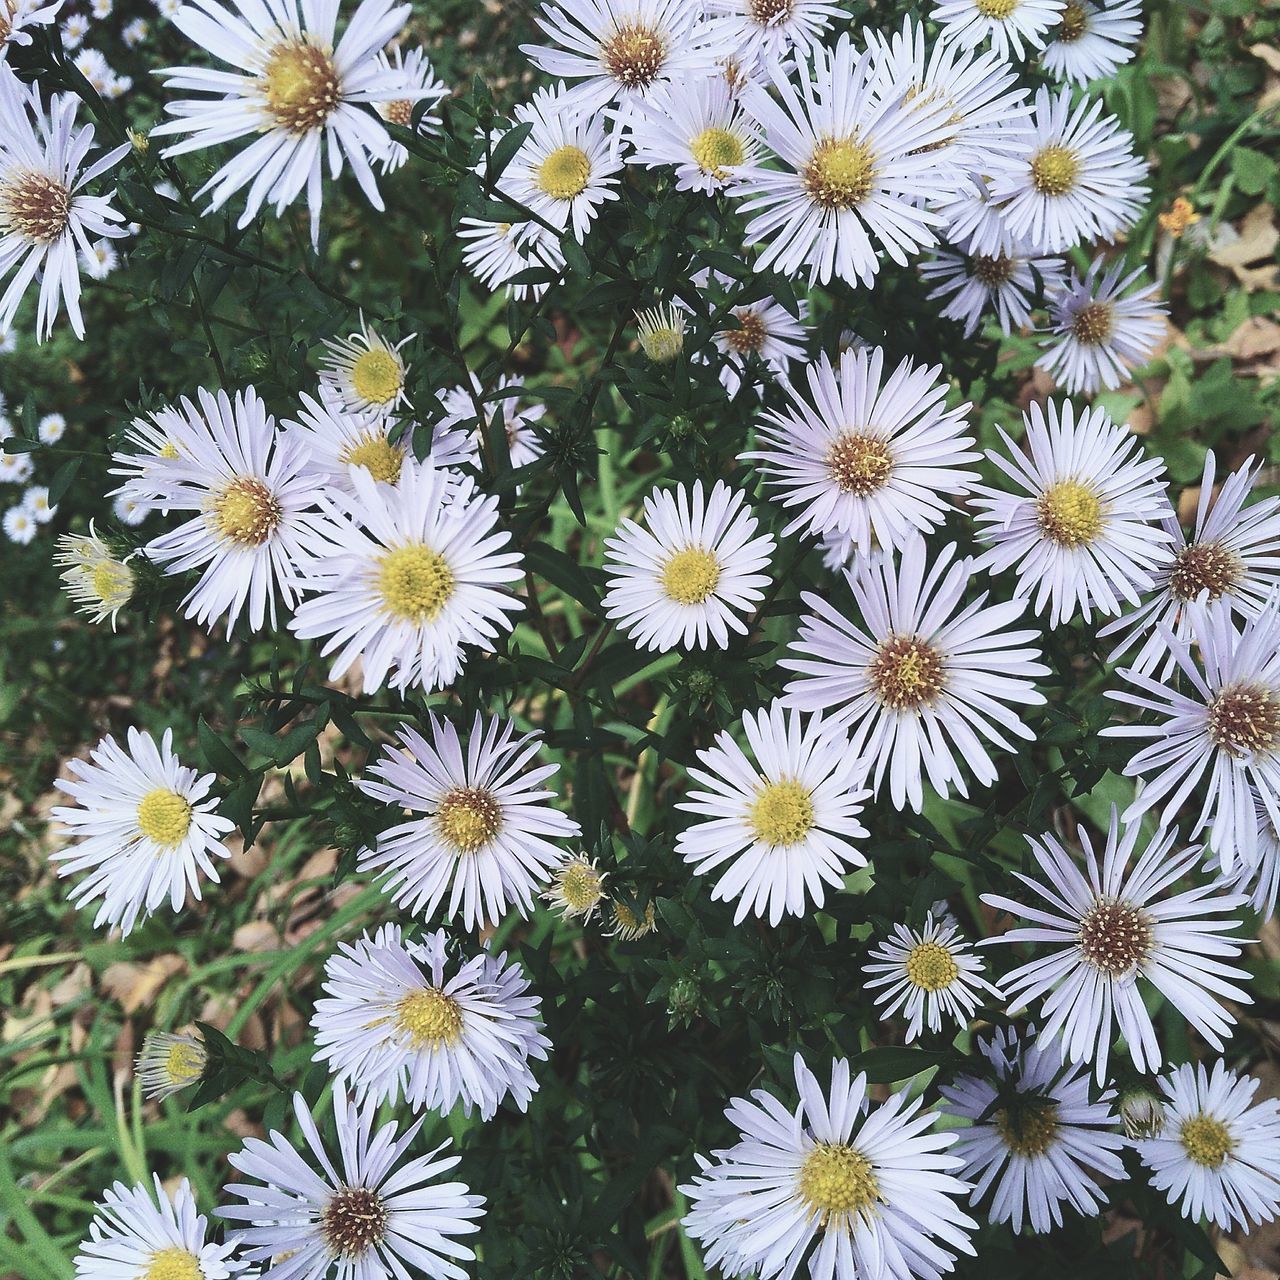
356, 713, 581, 930
622, 75, 761, 193
865, 911, 1002, 1041
744, 346, 979, 551
153, 0, 419, 247
601, 480, 775, 652
74, 1176, 240, 1280
921, 239, 1065, 337
931, 0, 1066, 61
134, 1029, 206, 1101
0, 68, 129, 341
3, 500, 33, 542
374, 47, 449, 172
312, 924, 549, 1119
781, 535, 1049, 812
38, 411, 66, 443
219, 1085, 485, 1280
1104, 601, 1280, 871
1037, 258, 1165, 395
288, 463, 523, 694
970, 399, 1172, 627
733, 34, 962, 288
634, 302, 686, 362
319, 317, 413, 418
1, 0, 62, 57
676, 702, 870, 925
0, 445, 33, 485
607, 897, 658, 939
542, 854, 607, 921
1210, 792, 1280, 921
991, 86, 1146, 253
521, 0, 732, 117
22, 483, 54, 521
502, 85, 623, 242
934, 172, 1021, 259
705, 0, 847, 62
1099, 451, 1280, 678
50, 727, 235, 936
436, 372, 546, 471
982, 807, 1251, 1082
458, 217, 564, 301
1042, 0, 1142, 85
115, 386, 326, 635
681, 1053, 976, 1280
705, 279, 809, 396
1139, 1061, 1280, 1231
56, 522, 135, 627
939, 1025, 1126, 1234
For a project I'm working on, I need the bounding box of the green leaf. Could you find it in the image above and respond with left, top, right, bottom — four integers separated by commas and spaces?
1230, 145, 1278, 196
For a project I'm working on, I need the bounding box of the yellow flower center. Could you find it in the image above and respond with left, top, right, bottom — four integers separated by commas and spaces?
975, 0, 1019, 17
611, 899, 657, 938
342, 431, 405, 483
905, 941, 959, 992
1030, 145, 1081, 196
722, 309, 768, 355
212, 476, 283, 547
320, 1186, 388, 1258
436, 786, 503, 853
1070, 301, 1114, 346
165, 1041, 205, 1085
1180, 1114, 1234, 1168
536, 145, 592, 200
803, 138, 877, 211
602, 22, 668, 88
1207, 682, 1280, 758
376, 544, 455, 622
995, 1103, 1060, 1156
1078, 899, 1153, 976
142, 1248, 202, 1280
826, 433, 894, 496
0, 170, 72, 244
868, 635, 947, 709
1036, 479, 1103, 547
396, 987, 464, 1047
136, 788, 193, 847
559, 860, 604, 912
690, 126, 745, 179
91, 559, 134, 608
382, 99, 413, 127
748, 779, 815, 847
660, 547, 721, 605
263, 40, 340, 133
1170, 542, 1241, 602
350, 348, 403, 406
1058, 1, 1088, 39
797, 1143, 879, 1223
159, 441, 180, 459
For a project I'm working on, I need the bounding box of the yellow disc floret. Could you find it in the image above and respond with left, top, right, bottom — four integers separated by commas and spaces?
137, 788, 193, 847
749, 779, 815, 847
376, 544, 455, 622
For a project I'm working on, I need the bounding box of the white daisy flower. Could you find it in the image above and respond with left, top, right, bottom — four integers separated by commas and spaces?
934, 173, 1021, 259
319, 316, 413, 418
288, 463, 523, 694
153, 0, 418, 247
1104, 601, 1280, 871
458, 217, 564, 300
676, 701, 870, 925
356, 713, 582, 930
38, 410, 66, 443
56, 522, 135, 627
313, 924, 549, 1119
1042, 0, 1142, 85
218, 1085, 485, 1280
72, 49, 111, 94
285, 389, 410, 490
1211, 792, 1280, 921
705, 0, 848, 63
1140, 1061, 1280, 1232
781, 535, 1049, 812
74, 1175, 240, 1280
920, 239, 1065, 337
113, 493, 148, 526
3, 500, 33, 542
1037, 258, 1165, 395
733, 34, 962, 287
990, 86, 1146, 253
982, 806, 1251, 1083
681, 1053, 977, 1280
156, 0, 180, 18
122, 16, 149, 45
103, 73, 133, 101
50, 727, 235, 936
60, 11, 89, 47
0, 0, 62, 59
542, 853, 607, 921
119, 386, 327, 635
607, 897, 657, 940
601, 479, 775, 652
374, 46, 449, 171
706, 279, 808, 396
22, 482, 54, 521
622, 75, 761, 193
970, 398, 1173, 628
79, 237, 119, 279
134, 1029, 207, 1101
90, 0, 111, 17
931, 0, 1065, 60
1099, 451, 1280, 679
437, 372, 546, 471
939, 1025, 1126, 1234
0, 68, 129, 341
743, 346, 979, 551
634, 301, 686, 362
0, 448, 32, 483
502, 85, 623, 243
864, 911, 1002, 1041
521, 0, 732, 117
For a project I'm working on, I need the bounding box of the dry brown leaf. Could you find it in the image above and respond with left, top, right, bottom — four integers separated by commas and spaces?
233, 920, 282, 953
1249, 43, 1280, 74
1221, 316, 1280, 361
101, 954, 186, 1014
1209, 204, 1279, 269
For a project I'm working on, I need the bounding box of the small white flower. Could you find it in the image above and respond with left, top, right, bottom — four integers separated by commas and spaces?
112, 493, 148, 526
357, 713, 582, 930
79, 237, 119, 279
56, 522, 135, 626
677, 702, 870, 925
3, 501, 35, 542
1042, 0, 1142, 85
60, 11, 90, 47
38, 411, 66, 443
701, 270, 808, 395
373, 46, 449, 171
920, 239, 1065, 337
602, 479, 775, 652
50, 727, 235, 936
542, 854, 607, 921
458, 217, 564, 300
1140, 1061, 1280, 1232
634, 301, 687, 362
134, 1029, 206, 1101
319, 316, 413, 417
705, 0, 848, 63
22, 483, 55, 521
931, 0, 1066, 61
436, 372, 546, 471
122, 16, 149, 45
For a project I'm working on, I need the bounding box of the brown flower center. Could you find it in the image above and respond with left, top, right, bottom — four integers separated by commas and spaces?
1207, 682, 1280, 758
1058, 1, 1088, 40
263, 40, 340, 133
722, 309, 767, 354
382, 100, 413, 128
0, 171, 72, 244
748, 0, 793, 22
320, 1187, 388, 1258
1078, 899, 1153, 976
1070, 302, 1114, 346
602, 22, 667, 88
826, 434, 894, 496
994, 1102, 1059, 1156
1169, 542, 1242, 602
868, 635, 947, 710
972, 253, 1016, 287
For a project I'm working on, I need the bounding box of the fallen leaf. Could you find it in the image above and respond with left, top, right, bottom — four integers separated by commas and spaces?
1209, 204, 1278, 269
101, 955, 186, 1014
